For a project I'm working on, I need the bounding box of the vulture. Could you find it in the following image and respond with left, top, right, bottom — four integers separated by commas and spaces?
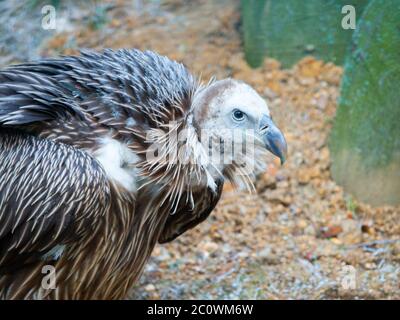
0, 49, 287, 299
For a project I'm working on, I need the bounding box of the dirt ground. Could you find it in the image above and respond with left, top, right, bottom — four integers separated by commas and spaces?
2, 0, 399, 299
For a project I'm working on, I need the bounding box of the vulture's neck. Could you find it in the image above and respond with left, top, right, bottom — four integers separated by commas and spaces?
91, 107, 223, 215
90, 83, 258, 211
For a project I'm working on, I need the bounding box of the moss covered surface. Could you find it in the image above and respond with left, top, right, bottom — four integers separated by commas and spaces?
330, 0, 400, 205
241, 0, 368, 68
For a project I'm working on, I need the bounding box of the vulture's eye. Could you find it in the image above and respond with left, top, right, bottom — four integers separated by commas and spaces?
232, 109, 246, 122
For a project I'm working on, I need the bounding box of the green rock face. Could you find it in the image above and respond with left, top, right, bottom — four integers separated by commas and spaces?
241, 0, 368, 68
330, 0, 400, 205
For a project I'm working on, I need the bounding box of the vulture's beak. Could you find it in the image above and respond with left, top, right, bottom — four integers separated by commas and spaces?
259, 115, 287, 165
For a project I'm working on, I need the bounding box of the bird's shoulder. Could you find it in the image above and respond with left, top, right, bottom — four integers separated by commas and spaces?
0, 49, 195, 148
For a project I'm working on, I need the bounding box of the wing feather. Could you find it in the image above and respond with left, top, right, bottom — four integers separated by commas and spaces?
0, 129, 111, 273
158, 181, 224, 244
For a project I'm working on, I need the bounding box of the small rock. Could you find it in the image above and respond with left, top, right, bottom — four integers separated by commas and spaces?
330, 238, 342, 245
257, 246, 280, 265
144, 284, 156, 291
318, 225, 343, 239
264, 87, 278, 99
199, 241, 219, 253
364, 262, 377, 270
297, 219, 308, 229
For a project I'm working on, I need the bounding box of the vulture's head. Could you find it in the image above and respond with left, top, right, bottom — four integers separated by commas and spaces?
192, 79, 287, 175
